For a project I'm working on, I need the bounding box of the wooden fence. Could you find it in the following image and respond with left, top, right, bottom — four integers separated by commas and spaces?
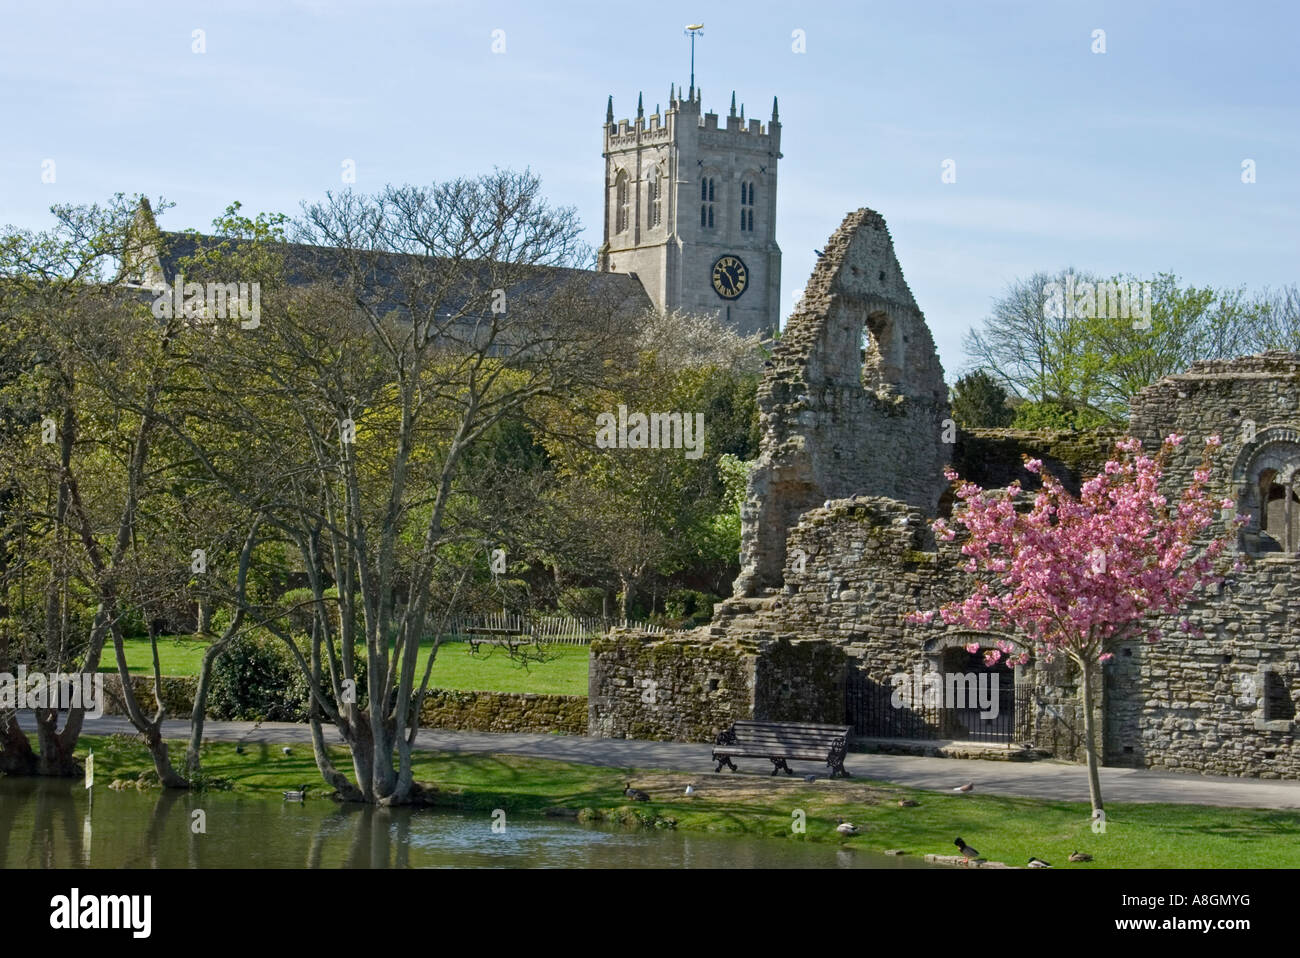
439, 612, 673, 646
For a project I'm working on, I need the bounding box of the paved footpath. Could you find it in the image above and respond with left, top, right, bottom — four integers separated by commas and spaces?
27, 714, 1300, 810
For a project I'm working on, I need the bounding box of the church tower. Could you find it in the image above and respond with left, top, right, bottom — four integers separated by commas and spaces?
597, 86, 782, 337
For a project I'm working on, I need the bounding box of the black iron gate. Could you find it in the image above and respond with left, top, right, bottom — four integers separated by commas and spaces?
845, 671, 1032, 744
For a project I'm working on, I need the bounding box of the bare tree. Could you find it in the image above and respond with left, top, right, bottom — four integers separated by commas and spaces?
1250, 284, 1300, 352
963, 269, 1101, 407
166, 171, 640, 804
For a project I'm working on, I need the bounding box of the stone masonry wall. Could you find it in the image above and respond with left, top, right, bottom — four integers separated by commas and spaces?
587, 630, 846, 742
1104, 557, 1300, 777
96, 673, 585, 736
1107, 352, 1300, 776
100, 674, 198, 719
770, 495, 1093, 760
1129, 351, 1300, 549
588, 631, 758, 741
733, 209, 950, 596
419, 689, 587, 736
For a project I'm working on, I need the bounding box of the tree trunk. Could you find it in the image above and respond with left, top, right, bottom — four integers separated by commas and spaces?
143, 726, 189, 788
186, 639, 225, 773
0, 714, 38, 775
309, 709, 363, 802
196, 599, 213, 636
35, 713, 81, 777
108, 622, 188, 788
1079, 658, 1104, 814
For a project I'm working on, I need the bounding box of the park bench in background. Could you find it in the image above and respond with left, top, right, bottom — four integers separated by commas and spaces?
713, 720, 852, 778
462, 626, 539, 654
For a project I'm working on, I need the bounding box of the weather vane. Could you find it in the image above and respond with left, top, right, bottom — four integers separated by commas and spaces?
685, 23, 703, 97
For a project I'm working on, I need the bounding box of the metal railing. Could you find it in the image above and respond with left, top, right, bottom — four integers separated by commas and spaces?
845, 672, 1033, 744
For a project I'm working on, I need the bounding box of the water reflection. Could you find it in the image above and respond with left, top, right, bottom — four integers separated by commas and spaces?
0, 778, 931, 869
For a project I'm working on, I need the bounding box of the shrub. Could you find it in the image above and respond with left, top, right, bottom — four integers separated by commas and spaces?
662, 588, 719, 626
1011, 399, 1112, 431
208, 630, 309, 722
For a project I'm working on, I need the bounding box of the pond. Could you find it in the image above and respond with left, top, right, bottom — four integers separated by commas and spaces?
0, 777, 931, 869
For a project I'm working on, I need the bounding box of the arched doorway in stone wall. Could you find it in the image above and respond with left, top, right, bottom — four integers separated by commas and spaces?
922, 633, 1027, 744
844, 633, 1032, 744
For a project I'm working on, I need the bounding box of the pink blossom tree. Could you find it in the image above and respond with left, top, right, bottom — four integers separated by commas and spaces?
910, 434, 1243, 813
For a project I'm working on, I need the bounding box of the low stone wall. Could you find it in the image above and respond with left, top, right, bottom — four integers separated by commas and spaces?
419, 689, 587, 735
96, 673, 585, 736
99, 674, 198, 718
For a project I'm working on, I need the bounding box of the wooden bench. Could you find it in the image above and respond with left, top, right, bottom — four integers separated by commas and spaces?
713, 720, 852, 778
463, 626, 539, 654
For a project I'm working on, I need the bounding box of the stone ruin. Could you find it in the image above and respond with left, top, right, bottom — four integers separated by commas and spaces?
589, 208, 1300, 781
733, 208, 950, 597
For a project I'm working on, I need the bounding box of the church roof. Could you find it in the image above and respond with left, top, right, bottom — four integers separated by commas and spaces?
151, 230, 652, 322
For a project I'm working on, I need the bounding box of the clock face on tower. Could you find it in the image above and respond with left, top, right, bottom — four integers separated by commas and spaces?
711, 254, 749, 300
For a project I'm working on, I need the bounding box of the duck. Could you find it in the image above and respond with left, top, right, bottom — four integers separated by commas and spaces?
898, 799, 920, 807
283, 784, 309, 802
953, 837, 981, 861
1068, 851, 1093, 863
835, 818, 859, 835
624, 782, 650, 802
953, 782, 974, 793
1027, 856, 1052, 868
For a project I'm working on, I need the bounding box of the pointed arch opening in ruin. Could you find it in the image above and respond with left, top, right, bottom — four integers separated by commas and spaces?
863, 310, 904, 390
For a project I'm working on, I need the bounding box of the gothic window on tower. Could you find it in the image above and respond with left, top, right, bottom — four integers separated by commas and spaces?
615, 170, 629, 233
700, 177, 715, 229
740, 180, 755, 232
648, 168, 662, 227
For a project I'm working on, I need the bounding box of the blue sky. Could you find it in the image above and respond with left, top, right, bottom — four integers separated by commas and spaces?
1, 0, 1296, 377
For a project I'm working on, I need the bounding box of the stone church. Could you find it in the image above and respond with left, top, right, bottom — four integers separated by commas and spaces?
590, 206, 1300, 783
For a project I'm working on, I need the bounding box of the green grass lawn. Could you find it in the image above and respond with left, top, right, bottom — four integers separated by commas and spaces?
98, 636, 213, 676
77, 733, 1300, 867
101, 635, 590, 696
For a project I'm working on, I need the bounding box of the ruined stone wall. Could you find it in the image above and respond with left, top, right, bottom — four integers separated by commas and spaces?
588, 203, 1300, 782
1130, 351, 1300, 552
1106, 352, 1300, 776
1104, 558, 1300, 776
734, 209, 950, 596
753, 637, 848, 725
772, 496, 1091, 759
588, 631, 758, 741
